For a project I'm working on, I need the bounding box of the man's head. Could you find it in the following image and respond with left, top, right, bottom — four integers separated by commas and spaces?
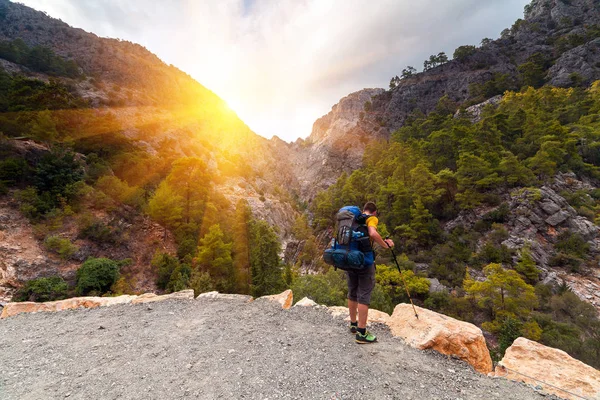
363, 201, 377, 216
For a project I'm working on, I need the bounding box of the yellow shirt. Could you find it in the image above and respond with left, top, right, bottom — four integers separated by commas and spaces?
366, 216, 378, 228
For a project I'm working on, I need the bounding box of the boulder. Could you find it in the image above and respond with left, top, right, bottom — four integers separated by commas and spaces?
0, 295, 137, 318
258, 289, 293, 309
495, 337, 600, 400
545, 211, 570, 226
196, 291, 253, 302
131, 290, 194, 304
428, 278, 448, 294
387, 304, 492, 374
327, 306, 390, 325
294, 297, 318, 307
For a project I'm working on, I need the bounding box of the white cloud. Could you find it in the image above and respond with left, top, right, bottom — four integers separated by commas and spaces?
19, 0, 530, 142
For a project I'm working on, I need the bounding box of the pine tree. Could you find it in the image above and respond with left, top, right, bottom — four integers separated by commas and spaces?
464, 263, 538, 321
196, 224, 235, 293
233, 199, 252, 293
515, 245, 540, 284
166, 157, 209, 224
408, 197, 434, 246
249, 220, 284, 297
147, 181, 184, 239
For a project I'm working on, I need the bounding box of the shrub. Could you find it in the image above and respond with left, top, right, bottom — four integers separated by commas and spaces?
548, 252, 582, 272
151, 252, 180, 290
75, 258, 121, 295
190, 271, 214, 297
291, 268, 347, 306
0, 157, 28, 187
14, 187, 56, 221
14, 276, 69, 302
555, 232, 589, 258
78, 214, 118, 244
95, 175, 144, 208
453, 45, 477, 61
44, 235, 79, 260
34, 149, 84, 198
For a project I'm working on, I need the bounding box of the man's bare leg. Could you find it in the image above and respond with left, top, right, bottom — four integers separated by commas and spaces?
358, 303, 369, 329
348, 299, 358, 323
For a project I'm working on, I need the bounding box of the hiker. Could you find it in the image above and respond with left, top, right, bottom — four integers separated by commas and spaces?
348, 201, 393, 344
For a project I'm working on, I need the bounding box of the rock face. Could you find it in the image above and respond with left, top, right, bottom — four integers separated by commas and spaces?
495, 337, 600, 400
387, 304, 493, 374
0, 193, 177, 301
287, 88, 386, 202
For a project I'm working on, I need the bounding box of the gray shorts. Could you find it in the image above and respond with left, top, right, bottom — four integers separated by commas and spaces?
346, 264, 376, 305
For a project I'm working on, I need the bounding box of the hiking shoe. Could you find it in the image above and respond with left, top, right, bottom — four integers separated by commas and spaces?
349, 324, 358, 334
355, 330, 377, 344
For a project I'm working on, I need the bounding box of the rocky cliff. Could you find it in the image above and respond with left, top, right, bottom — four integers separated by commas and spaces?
283, 88, 385, 202
367, 0, 600, 136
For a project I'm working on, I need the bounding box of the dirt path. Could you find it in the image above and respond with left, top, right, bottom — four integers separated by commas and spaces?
0, 298, 556, 400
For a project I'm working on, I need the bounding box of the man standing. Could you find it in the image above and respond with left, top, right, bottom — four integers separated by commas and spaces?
347, 201, 394, 344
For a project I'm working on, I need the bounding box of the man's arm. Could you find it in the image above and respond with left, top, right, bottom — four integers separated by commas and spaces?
368, 226, 394, 248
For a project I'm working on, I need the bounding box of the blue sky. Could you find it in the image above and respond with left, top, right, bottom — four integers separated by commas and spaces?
20, 0, 531, 142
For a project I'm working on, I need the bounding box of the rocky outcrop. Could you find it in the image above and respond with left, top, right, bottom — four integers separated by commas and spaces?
293, 297, 318, 307
0, 198, 62, 303
387, 304, 493, 374
196, 291, 253, 302
444, 172, 600, 311
131, 290, 194, 304
504, 186, 598, 248
1, 294, 137, 318
455, 95, 503, 123
495, 337, 600, 400
0, 290, 195, 318
548, 38, 600, 87
287, 88, 385, 201
257, 289, 293, 309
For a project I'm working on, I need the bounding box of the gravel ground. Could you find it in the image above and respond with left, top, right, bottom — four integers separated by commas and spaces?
0, 298, 559, 400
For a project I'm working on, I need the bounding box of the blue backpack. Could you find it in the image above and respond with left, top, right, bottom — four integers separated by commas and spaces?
323, 206, 374, 271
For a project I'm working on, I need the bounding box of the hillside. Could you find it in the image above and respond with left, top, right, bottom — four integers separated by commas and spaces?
0, 0, 302, 301
0, 297, 555, 400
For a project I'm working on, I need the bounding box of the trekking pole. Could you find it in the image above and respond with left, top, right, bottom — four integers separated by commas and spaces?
385, 237, 419, 320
